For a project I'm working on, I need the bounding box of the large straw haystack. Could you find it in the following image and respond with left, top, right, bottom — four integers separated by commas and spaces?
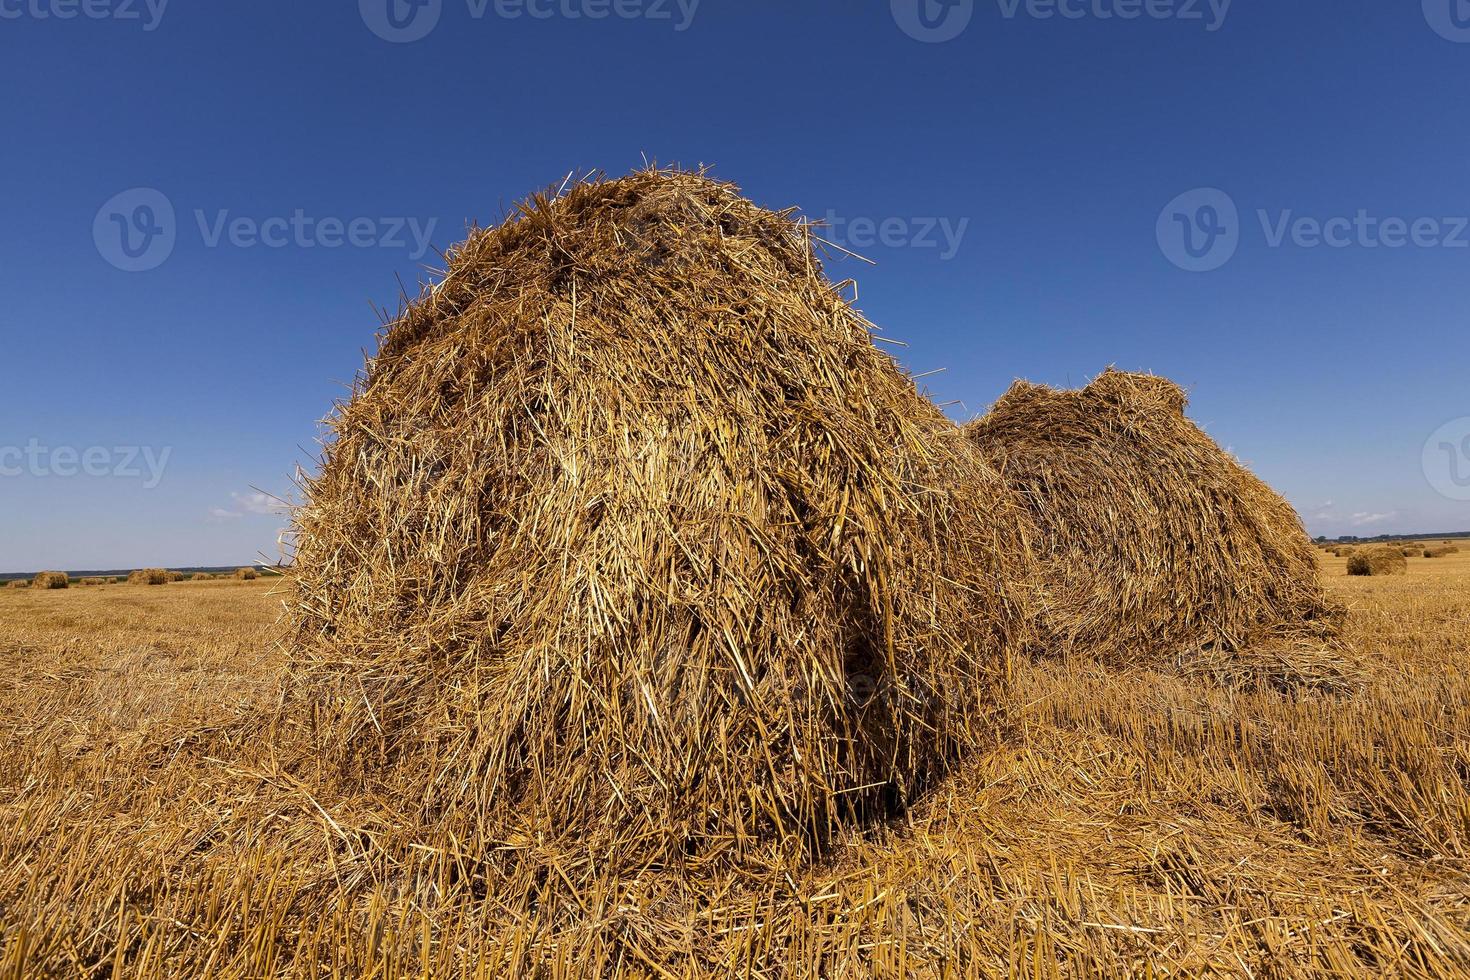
33, 571, 69, 590
966, 370, 1337, 661
288, 168, 1037, 872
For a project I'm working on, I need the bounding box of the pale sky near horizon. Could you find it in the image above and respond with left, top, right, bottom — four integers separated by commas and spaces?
3, 1, 1469, 571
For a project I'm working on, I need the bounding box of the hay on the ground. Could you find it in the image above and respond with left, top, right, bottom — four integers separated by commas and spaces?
964, 369, 1338, 662
127, 569, 169, 586
1347, 547, 1407, 576
32, 572, 69, 590
287, 167, 1039, 877
234, 568, 258, 580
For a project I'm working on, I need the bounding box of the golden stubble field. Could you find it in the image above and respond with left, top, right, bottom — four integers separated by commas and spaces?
0, 553, 1467, 977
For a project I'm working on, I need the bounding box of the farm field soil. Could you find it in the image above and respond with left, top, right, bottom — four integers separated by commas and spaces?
0, 560, 1467, 976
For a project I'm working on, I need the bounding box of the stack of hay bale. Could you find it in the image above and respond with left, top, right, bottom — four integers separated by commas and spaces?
127, 569, 169, 586
1348, 547, 1408, 576
288, 168, 1040, 874
965, 370, 1338, 660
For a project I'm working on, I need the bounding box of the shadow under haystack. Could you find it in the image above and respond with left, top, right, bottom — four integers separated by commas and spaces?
288, 168, 1039, 879
966, 370, 1339, 664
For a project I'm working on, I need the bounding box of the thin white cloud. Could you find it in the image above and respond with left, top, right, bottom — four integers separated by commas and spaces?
208, 491, 290, 522
1350, 511, 1396, 527
232, 491, 289, 516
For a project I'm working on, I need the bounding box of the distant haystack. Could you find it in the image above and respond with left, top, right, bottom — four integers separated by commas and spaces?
965, 369, 1338, 662
192, 572, 215, 581
166, 571, 186, 582
234, 568, 258, 580
1348, 547, 1407, 576
127, 569, 169, 586
79, 577, 108, 586
6, 580, 29, 590
288, 167, 1039, 873
32, 572, 70, 590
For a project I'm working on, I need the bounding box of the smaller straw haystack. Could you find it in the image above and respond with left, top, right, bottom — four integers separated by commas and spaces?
79, 577, 108, 586
192, 572, 215, 581
966, 369, 1338, 661
1348, 547, 1407, 576
234, 567, 258, 580
166, 571, 186, 582
6, 580, 29, 589
32, 572, 69, 590
1423, 546, 1458, 559
127, 569, 169, 586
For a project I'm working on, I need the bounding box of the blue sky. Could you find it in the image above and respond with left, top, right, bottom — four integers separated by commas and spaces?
2, 1, 1469, 571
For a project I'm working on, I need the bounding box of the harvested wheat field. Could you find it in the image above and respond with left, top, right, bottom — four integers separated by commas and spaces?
0, 549, 1467, 976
